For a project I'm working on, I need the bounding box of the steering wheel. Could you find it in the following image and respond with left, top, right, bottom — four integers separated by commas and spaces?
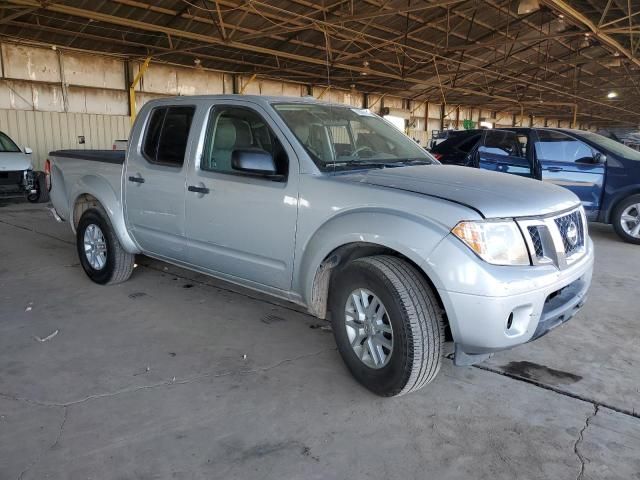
354, 145, 376, 158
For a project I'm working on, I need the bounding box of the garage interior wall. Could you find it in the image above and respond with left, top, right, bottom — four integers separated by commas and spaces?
0, 41, 582, 169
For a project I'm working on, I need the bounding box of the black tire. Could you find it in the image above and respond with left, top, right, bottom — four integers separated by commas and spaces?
76, 208, 135, 285
612, 194, 640, 245
329, 255, 444, 397
26, 171, 49, 203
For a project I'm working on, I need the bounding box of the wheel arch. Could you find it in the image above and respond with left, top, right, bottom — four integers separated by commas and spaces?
70, 176, 139, 254
602, 187, 640, 224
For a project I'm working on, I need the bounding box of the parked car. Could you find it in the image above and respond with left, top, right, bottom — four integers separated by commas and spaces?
427, 129, 472, 150
433, 127, 640, 244
48, 96, 593, 397
0, 131, 48, 203
429, 129, 483, 165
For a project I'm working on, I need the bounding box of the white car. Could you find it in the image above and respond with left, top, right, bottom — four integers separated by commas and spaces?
0, 131, 47, 203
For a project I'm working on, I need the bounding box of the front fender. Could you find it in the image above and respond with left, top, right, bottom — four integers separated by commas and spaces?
294, 208, 453, 307
601, 184, 640, 223
69, 175, 140, 254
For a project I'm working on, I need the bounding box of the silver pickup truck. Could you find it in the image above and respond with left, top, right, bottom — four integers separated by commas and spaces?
48, 95, 593, 397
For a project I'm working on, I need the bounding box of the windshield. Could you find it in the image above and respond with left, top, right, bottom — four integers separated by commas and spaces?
578, 131, 640, 161
273, 103, 436, 170
0, 132, 21, 153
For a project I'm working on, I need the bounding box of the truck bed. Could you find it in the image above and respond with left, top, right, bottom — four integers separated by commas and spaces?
48, 149, 125, 222
49, 149, 125, 164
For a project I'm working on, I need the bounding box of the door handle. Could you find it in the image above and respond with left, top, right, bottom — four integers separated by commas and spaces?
188, 185, 210, 194
128, 175, 145, 183
547, 166, 563, 172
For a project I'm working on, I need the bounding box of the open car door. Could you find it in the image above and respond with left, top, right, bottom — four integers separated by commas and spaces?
475, 129, 533, 178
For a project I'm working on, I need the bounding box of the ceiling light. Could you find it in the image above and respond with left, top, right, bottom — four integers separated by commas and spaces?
517, 0, 540, 15
607, 91, 618, 99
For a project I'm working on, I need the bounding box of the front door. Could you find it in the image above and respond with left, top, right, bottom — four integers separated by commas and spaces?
124, 105, 195, 260
185, 102, 299, 291
477, 129, 533, 177
533, 129, 605, 219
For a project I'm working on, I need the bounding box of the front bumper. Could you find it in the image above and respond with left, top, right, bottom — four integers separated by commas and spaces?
429, 236, 594, 362
0, 169, 36, 197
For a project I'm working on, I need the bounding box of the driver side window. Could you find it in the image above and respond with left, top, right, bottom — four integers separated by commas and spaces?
535, 130, 594, 164
201, 106, 288, 176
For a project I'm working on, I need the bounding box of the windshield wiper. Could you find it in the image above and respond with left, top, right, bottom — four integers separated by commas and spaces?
325, 161, 391, 169
395, 158, 434, 165
325, 158, 433, 170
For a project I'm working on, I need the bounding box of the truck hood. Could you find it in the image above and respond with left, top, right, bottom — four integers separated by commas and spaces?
332, 164, 580, 218
0, 152, 32, 172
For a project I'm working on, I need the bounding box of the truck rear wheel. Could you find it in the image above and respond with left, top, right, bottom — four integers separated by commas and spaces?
76, 208, 135, 284
612, 194, 640, 244
329, 255, 444, 397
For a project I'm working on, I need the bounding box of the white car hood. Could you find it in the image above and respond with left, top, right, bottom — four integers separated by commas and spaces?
0, 152, 32, 172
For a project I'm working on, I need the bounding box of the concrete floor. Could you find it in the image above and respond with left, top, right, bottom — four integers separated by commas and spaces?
0, 201, 638, 480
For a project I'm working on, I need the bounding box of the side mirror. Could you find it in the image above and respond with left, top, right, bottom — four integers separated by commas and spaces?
232, 149, 279, 177
24, 147, 33, 154
594, 152, 607, 164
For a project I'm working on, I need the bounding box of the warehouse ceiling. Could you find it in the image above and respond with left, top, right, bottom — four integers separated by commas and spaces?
1, 0, 639, 125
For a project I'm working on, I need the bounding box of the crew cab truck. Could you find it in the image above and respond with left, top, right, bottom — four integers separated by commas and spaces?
432, 128, 640, 244
48, 96, 594, 397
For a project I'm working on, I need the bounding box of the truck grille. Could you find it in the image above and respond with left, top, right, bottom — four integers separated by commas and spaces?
554, 210, 584, 256
528, 226, 544, 259
518, 207, 587, 268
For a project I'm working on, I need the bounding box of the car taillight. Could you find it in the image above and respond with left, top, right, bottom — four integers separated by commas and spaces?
45, 159, 51, 191
432, 153, 443, 161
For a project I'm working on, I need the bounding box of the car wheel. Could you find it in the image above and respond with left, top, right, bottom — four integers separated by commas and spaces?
26, 172, 49, 204
329, 255, 444, 397
612, 194, 640, 245
76, 208, 135, 284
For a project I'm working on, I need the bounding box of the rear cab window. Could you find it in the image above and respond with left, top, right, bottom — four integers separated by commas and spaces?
142, 106, 195, 167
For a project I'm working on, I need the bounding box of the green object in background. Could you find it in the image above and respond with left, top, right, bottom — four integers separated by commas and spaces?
462, 119, 476, 130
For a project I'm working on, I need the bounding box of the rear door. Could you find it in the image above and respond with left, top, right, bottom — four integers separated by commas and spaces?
124, 105, 195, 260
184, 101, 299, 291
533, 129, 605, 217
477, 129, 533, 177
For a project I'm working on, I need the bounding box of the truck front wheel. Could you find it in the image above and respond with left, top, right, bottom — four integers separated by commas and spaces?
612, 194, 640, 244
76, 208, 135, 284
329, 255, 444, 397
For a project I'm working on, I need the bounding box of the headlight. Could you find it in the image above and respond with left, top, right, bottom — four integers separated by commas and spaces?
452, 220, 530, 266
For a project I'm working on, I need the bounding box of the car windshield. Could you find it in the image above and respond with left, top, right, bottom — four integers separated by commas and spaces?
273, 103, 436, 170
0, 132, 21, 153
578, 131, 640, 161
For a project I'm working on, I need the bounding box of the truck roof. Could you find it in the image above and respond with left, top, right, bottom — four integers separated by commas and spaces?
142, 94, 352, 109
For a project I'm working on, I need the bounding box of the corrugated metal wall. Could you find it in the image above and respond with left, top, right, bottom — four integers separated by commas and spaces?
0, 41, 593, 162
0, 109, 130, 170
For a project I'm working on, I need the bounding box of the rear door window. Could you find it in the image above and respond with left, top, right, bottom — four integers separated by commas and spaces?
142, 106, 195, 167
457, 134, 481, 153
479, 130, 523, 157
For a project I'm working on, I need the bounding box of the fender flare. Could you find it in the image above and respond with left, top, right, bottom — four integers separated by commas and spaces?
69, 175, 140, 254
294, 208, 453, 315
